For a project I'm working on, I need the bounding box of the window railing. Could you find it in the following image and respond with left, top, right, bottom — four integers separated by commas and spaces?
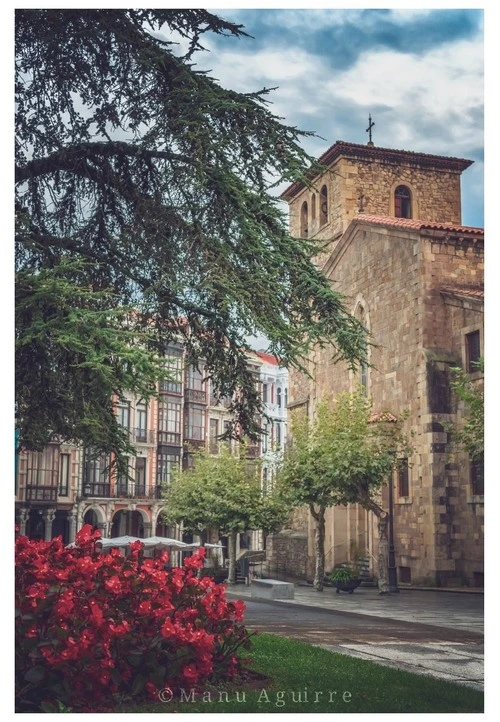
183, 438, 206, 451
244, 444, 260, 459
158, 430, 182, 446
160, 380, 183, 394
25, 485, 58, 502
131, 428, 155, 444
185, 388, 207, 403
82, 482, 111, 498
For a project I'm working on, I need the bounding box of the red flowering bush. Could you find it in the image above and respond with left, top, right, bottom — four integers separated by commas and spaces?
15, 525, 250, 712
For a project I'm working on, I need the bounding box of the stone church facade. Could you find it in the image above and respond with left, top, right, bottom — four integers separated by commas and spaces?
275, 140, 483, 588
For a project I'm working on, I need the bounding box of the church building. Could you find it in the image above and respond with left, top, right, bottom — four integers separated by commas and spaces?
277, 136, 484, 588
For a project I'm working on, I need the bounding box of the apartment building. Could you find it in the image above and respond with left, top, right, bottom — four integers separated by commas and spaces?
15, 346, 288, 550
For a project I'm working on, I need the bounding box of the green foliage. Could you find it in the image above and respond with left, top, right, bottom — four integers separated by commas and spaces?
16, 259, 164, 466
327, 567, 356, 583
279, 390, 413, 513
449, 359, 484, 461
16, 9, 368, 456
127, 633, 484, 714
164, 446, 288, 536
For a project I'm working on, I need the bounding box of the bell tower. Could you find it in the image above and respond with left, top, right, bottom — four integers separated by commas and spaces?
281, 135, 473, 256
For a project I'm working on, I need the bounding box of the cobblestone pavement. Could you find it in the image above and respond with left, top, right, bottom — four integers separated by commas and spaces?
226, 584, 485, 691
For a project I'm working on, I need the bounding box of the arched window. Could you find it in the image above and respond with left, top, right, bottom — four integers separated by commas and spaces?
277, 387, 282, 408
394, 185, 412, 219
356, 304, 368, 396
300, 201, 308, 237
311, 194, 316, 222
320, 185, 328, 226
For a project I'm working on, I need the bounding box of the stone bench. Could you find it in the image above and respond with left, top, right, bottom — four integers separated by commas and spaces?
250, 579, 295, 600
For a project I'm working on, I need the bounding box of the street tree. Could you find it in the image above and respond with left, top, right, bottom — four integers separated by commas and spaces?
449, 359, 484, 462
279, 391, 413, 592
15, 9, 368, 464
163, 445, 288, 584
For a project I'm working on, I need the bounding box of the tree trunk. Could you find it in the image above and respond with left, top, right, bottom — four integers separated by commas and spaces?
310, 504, 325, 592
361, 498, 390, 594
196, 529, 208, 579
376, 512, 390, 594
227, 530, 237, 585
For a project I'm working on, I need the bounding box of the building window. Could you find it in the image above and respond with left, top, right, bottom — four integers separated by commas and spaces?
157, 453, 180, 486
262, 421, 268, 453
394, 185, 412, 219
135, 457, 146, 495
465, 330, 481, 373
470, 455, 484, 496
136, 400, 147, 442
162, 349, 183, 394
83, 450, 111, 496
320, 184, 328, 226
116, 457, 131, 496
284, 388, 288, 408
262, 383, 268, 403
300, 201, 308, 237
209, 418, 219, 454
397, 459, 409, 498
311, 194, 316, 222
158, 400, 182, 445
185, 406, 205, 441
355, 304, 368, 395
187, 365, 204, 390
275, 422, 281, 447
59, 453, 70, 496
277, 387, 282, 408
117, 401, 130, 431
399, 566, 412, 583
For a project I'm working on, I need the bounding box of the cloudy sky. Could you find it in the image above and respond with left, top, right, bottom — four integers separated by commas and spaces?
168, 5, 484, 228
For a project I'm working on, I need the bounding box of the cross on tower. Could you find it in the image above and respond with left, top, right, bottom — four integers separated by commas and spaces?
366, 114, 375, 146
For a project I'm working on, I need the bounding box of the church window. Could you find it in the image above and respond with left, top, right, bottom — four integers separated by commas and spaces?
465, 330, 481, 373
320, 185, 328, 226
397, 459, 410, 498
311, 193, 316, 222
300, 201, 308, 237
470, 455, 484, 496
355, 304, 368, 395
394, 185, 412, 219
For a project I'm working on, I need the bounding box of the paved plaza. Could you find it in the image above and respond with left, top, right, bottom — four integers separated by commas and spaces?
226, 584, 485, 691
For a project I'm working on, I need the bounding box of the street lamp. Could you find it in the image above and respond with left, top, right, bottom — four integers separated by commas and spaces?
388, 473, 399, 593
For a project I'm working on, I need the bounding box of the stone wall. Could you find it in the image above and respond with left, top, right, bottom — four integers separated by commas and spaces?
265, 530, 309, 580
287, 222, 483, 587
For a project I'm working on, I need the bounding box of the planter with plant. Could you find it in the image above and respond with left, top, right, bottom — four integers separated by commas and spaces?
327, 566, 361, 594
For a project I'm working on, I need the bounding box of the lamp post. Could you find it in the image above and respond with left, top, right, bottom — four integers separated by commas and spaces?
388, 474, 399, 593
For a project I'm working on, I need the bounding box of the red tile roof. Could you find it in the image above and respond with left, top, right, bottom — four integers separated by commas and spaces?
369, 411, 398, 423
255, 351, 280, 366
441, 285, 484, 300
353, 214, 484, 236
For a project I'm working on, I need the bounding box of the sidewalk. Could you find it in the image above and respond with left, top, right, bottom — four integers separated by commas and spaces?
227, 583, 484, 634
226, 583, 485, 690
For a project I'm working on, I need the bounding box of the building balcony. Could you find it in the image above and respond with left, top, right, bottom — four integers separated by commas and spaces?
157, 431, 182, 447
209, 395, 232, 409
244, 444, 260, 459
160, 380, 183, 395
185, 388, 207, 404
111, 485, 161, 500
131, 428, 156, 444
183, 438, 206, 452
25, 485, 58, 503
82, 482, 111, 498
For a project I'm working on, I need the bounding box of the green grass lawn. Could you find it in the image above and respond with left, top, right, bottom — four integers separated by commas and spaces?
125, 633, 484, 714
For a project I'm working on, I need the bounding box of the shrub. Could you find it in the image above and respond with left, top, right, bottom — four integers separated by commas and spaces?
15, 525, 251, 712
327, 567, 356, 584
